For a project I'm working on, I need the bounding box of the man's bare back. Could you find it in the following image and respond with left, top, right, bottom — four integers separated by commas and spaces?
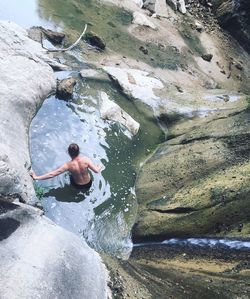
30, 143, 102, 189
67, 156, 101, 185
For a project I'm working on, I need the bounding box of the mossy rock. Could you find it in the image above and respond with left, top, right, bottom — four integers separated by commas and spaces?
133, 111, 250, 241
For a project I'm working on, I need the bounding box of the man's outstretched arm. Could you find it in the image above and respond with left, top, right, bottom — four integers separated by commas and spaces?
30, 163, 69, 180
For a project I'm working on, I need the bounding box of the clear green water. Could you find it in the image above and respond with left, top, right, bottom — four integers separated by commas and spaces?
1, 0, 164, 257
39, 0, 183, 69
30, 73, 164, 256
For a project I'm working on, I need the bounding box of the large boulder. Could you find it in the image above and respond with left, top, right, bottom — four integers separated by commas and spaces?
133, 108, 250, 241
103, 66, 164, 109
99, 91, 140, 136
0, 21, 56, 203
56, 77, 77, 99
0, 199, 109, 299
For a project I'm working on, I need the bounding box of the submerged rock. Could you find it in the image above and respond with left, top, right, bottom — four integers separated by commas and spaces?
85, 31, 106, 50
99, 91, 140, 136
0, 21, 56, 202
0, 199, 109, 299
56, 77, 77, 99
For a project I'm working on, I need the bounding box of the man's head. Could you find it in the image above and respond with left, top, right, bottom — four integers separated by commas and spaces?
68, 143, 80, 158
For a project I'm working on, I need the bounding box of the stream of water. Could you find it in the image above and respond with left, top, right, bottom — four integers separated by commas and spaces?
134, 238, 250, 250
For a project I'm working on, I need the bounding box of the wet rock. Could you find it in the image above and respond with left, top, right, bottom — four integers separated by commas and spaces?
105, 246, 250, 299
99, 91, 140, 136
85, 31, 106, 50
56, 77, 77, 100
132, 11, 157, 30
201, 53, 213, 61
0, 21, 56, 202
0, 200, 109, 299
28, 26, 65, 44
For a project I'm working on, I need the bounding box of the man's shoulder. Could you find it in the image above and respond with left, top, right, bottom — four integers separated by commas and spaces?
80, 155, 90, 161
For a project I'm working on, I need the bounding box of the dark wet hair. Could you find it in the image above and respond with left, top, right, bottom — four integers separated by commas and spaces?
68, 143, 80, 158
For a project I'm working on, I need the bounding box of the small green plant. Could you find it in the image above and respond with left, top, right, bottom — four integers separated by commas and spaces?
33, 183, 48, 200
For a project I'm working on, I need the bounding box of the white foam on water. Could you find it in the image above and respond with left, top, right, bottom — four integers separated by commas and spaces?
134, 238, 250, 250
161, 238, 250, 249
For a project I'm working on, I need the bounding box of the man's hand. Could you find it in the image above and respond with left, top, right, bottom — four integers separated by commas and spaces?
30, 172, 38, 180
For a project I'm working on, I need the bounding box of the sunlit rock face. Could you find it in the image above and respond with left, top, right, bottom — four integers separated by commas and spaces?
0, 199, 109, 299
0, 21, 56, 202
133, 109, 250, 241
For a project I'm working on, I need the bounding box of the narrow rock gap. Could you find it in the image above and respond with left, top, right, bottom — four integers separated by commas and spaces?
149, 207, 197, 214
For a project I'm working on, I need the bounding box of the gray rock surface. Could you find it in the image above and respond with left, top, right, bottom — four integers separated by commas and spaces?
28, 26, 65, 44
0, 21, 56, 202
103, 66, 164, 109
99, 91, 140, 136
0, 199, 109, 299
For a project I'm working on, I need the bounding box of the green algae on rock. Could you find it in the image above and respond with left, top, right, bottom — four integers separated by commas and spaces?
133, 109, 250, 241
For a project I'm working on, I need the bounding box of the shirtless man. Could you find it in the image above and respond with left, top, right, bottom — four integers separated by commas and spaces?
30, 143, 102, 190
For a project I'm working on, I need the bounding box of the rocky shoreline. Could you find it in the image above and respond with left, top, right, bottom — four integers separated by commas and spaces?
0, 21, 110, 299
